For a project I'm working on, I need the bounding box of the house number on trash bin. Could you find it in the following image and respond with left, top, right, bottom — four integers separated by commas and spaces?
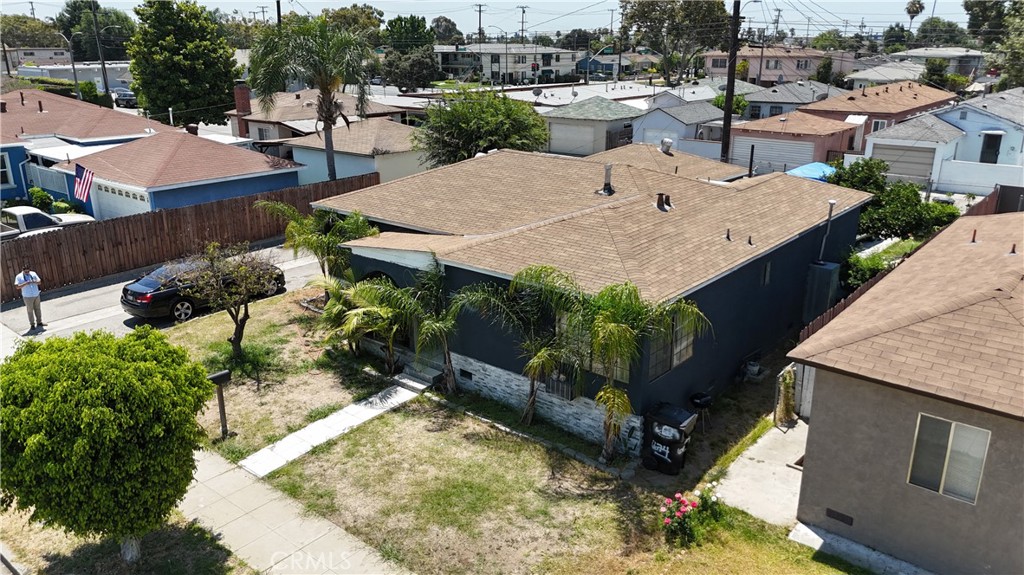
652, 440, 671, 462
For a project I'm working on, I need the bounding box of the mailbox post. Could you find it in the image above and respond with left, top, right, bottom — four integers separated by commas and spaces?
208, 370, 231, 440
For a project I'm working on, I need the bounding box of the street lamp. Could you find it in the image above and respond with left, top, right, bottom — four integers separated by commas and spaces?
56, 31, 84, 100
94, 24, 121, 94
585, 44, 615, 85
488, 26, 509, 92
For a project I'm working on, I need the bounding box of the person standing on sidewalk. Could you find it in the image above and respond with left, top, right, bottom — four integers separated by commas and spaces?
14, 265, 45, 331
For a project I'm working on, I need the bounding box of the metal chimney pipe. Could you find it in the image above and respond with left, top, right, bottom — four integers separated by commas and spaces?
817, 199, 837, 262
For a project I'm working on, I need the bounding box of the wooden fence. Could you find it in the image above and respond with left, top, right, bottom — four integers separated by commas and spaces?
1, 173, 378, 303
963, 185, 1000, 216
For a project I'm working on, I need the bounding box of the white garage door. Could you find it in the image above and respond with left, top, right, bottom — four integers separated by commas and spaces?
94, 186, 149, 219
643, 128, 680, 147
732, 136, 815, 173
871, 144, 935, 180
548, 123, 596, 156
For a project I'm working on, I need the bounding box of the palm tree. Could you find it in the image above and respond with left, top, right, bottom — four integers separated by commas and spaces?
255, 201, 378, 278
458, 265, 586, 425
249, 16, 371, 181
906, 0, 926, 32
586, 282, 710, 462
412, 262, 463, 394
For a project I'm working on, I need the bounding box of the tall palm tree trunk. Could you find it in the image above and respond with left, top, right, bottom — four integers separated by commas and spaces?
521, 377, 539, 425
324, 120, 337, 181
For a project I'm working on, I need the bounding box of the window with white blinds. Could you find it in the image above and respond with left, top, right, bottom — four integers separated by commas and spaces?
908, 413, 990, 504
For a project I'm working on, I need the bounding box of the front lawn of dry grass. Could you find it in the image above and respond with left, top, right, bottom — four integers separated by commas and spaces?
0, 509, 256, 575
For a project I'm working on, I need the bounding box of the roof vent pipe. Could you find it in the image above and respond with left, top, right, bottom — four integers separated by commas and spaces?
816, 199, 838, 262
1011, 243, 1017, 255
971, 229, 977, 243
660, 138, 673, 153
748, 235, 754, 246
656, 193, 668, 211
0, 101, 6, 113
596, 164, 615, 196
726, 228, 732, 241
20, 92, 25, 106
37, 100, 43, 113
664, 195, 674, 209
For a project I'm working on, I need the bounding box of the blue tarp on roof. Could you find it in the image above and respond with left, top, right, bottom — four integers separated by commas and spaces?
785, 162, 836, 182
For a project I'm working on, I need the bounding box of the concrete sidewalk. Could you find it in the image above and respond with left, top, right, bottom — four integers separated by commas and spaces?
182, 450, 404, 574
716, 419, 807, 526
1, 322, 25, 360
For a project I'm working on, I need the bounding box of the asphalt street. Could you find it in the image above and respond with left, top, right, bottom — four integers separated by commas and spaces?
0, 244, 321, 350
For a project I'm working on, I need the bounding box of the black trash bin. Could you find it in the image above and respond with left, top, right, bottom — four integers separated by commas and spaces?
641, 402, 698, 475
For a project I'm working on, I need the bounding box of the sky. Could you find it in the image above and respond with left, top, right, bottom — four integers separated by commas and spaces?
5, 0, 972, 39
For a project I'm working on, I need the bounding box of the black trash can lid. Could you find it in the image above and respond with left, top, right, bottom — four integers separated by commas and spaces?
690, 392, 713, 409
648, 402, 697, 427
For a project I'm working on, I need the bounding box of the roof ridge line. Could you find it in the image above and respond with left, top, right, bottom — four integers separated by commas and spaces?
797, 278, 1021, 359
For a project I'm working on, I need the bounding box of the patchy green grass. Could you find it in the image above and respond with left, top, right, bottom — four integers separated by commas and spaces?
430, 80, 481, 90
0, 509, 256, 575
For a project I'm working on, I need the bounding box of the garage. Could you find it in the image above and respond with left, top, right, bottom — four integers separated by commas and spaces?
871, 144, 935, 181
732, 137, 815, 173
547, 122, 596, 156
642, 128, 680, 147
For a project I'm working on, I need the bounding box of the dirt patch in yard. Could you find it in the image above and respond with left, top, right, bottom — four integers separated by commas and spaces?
0, 509, 256, 574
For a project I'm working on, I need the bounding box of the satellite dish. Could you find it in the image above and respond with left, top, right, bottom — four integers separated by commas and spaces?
532, 87, 543, 97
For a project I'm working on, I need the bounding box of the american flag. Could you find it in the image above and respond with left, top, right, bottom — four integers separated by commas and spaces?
74, 164, 94, 202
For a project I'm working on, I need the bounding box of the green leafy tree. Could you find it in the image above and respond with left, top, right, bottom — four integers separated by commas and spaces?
996, 0, 1024, 89
883, 24, 913, 52
736, 59, 749, 80
254, 201, 378, 278
921, 58, 950, 88
383, 14, 434, 53
0, 327, 213, 563
430, 16, 462, 44
813, 56, 834, 84
179, 242, 283, 360
70, 8, 135, 61
413, 87, 548, 167
963, 0, 1010, 48
534, 34, 555, 47
906, 0, 926, 31
859, 181, 929, 239
811, 29, 846, 51
712, 93, 748, 115
55, 0, 98, 59
0, 15, 60, 48
322, 4, 383, 47
827, 157, 890, 194
250, 16, 371, 181
558, 28, 597, 51
383, 44, 442, 91
914, 17, 970, 47
324, 277, 419, 374
128, 0, 236, 125
621, 0, 728, 80
945, 73, 969, 92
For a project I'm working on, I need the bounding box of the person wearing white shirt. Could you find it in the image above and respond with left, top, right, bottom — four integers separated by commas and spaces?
14, 265, 45, 331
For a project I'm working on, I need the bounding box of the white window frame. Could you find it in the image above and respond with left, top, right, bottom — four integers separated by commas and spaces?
907, 413, 990, 505
711, 58, 728, 68
871, 119, 888, 132
256, 127, 271, 140
0, 152, 13, 188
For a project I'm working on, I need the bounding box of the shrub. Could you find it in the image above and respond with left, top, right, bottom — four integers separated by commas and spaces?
661, 483, 725, 547
846, 252, 888, 289
28, 186, 53, 212
923, 201, 960, 231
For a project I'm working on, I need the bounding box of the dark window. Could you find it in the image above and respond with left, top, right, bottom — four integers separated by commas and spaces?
648, 312, 697, 380
459, 368, 474, 381
491, 54, 500, 64
769, 105, 783, 116
748, 104, 762, 118
761, 261, 772, 286
0, 153, 12, 187
908, 414, 989, 504
959, 110, 967, 120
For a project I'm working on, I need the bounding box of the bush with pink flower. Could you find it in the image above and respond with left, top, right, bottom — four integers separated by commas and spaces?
659, 482, 725, 547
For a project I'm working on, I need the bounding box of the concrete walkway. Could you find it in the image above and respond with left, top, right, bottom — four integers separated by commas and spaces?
716, 419, 807, 526
182, 450, 405, 574
240, 375, 427, 477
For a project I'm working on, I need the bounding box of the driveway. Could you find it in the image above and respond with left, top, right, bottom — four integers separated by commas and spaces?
716, 419, 807, 526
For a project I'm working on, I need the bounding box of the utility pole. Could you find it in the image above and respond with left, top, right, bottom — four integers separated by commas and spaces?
276, 0, 281, 28
517, 5, 528, 45
257, 5, 268, 21
859, 18, 866, 35
475, 4, 486, 43
805, 17, 811, 45
720, 0, 740, 165
773, 8, 781, 40
844, 19, 849, 37
757, 28, 766, 86
250, 11, 259, 23
90, 4, 110, 95
29, 1, 35, 18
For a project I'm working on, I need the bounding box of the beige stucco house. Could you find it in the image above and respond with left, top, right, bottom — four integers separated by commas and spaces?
789, 212, 1024, 575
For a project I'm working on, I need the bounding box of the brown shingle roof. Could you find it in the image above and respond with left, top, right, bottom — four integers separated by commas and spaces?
799, 82, 955, 115
733, 110, 857, 136
233, 89, 401, 123
0, 89, 174, 144
285, 118, 416, 155
333, 152, 871, 301
790, 213, 1024, 419
587, 143, 748, 181
56, 131, 300, 189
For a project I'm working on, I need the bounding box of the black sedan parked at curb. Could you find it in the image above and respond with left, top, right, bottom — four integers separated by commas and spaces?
120, 260, 286, 322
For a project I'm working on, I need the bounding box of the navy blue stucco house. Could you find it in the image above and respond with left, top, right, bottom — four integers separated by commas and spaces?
313, 144, 871, 454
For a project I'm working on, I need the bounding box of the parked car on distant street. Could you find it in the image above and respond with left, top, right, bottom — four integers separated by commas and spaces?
120, 260, 286, 322
1, 206, 95, 241
113, 91, 137, 108
370, 76, 383, 85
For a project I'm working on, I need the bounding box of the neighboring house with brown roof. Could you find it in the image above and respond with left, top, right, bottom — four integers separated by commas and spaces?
0, 89, 174, 206
799, 82, 956, 150
588, 142, 748, 181
789, 212, 1024, 575
49, 132, 301, 219
729, 111, 863, 173
313, 149, 871, 454
225, 83, 405, 150
284, 118, 425, 184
